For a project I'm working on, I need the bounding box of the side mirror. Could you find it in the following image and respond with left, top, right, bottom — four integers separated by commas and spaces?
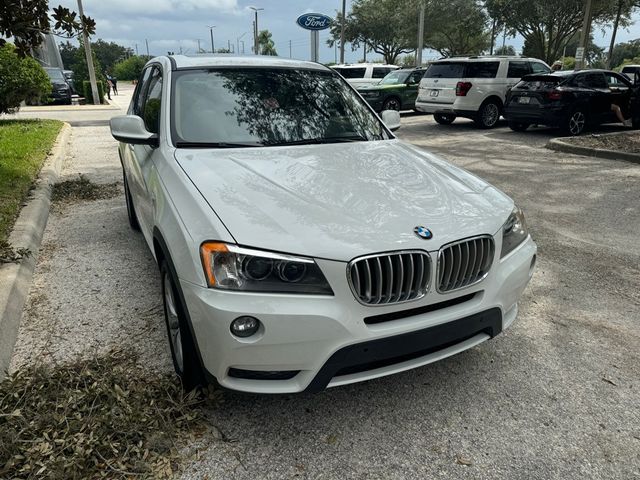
110, 115, 158, 147
381, 109, 401, 131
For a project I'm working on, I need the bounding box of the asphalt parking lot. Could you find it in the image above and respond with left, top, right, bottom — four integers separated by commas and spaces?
8, 99, 640, 479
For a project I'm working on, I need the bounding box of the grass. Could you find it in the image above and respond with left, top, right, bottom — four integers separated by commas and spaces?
0, 119, 63, 245
0, 350, 220, 479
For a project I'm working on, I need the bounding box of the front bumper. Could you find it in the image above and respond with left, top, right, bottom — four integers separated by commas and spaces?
181, 235, 536, 393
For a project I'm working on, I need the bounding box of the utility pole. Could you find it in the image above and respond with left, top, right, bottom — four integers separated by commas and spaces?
135, 43, 138, 56
240, 41, 245, 54
363, 42, 367, 62
197, 38, 201, 53
289, 39, 292, 58
334, 42, 337, 63
228, 39, 231, 51
237, 32, 246, 55
77, 0, 99, 105
339, 0, 346, 64
250, 7, 264, 55
607, 0, 624, 68
576, 0, 593, 70
416, 1, 425, 66
208, 25, 215, 53
145, 38, 150, 57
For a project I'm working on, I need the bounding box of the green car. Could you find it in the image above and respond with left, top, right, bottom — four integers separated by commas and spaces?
356, 67, 426, 111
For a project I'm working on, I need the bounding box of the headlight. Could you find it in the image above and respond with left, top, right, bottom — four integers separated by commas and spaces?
501, 206, 528, 258
200, 242, 333, 295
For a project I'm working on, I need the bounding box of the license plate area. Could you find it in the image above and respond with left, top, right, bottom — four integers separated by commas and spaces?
518, 96, 530, 104
430, 90, 439, 97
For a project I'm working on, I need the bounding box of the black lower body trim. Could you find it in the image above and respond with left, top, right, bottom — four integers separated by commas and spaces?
305, 308, 502, 393
228, 368, 300, 380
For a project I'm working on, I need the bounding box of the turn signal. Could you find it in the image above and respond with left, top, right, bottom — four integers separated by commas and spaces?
456, 81, 472, 96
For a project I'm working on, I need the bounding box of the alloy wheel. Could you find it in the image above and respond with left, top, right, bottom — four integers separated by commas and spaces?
482, 103, 499, 127
569, 111, 585, 135
163, 273, 184, 373
384, 98, 400, 111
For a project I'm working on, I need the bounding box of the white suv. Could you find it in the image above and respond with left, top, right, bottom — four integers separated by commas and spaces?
415, 56, 551, 128
110, 55, 536, 394
332, 63, 399, 88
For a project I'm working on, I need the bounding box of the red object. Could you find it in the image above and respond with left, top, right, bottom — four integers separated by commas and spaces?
456, 81, 473, 96
546, 89, 563, 100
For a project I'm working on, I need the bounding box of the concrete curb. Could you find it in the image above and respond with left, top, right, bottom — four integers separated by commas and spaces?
0, 123, 71, 378
547, 133, 640, 165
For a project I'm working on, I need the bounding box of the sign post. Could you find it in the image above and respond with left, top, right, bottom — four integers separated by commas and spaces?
296, 13, 332, 63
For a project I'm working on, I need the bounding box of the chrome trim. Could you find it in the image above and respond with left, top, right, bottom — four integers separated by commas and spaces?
347, 250, 432, 306
436, 235, 494, 294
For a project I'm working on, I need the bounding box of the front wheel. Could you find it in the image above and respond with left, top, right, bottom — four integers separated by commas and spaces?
563, 109, 587, 136
382, 97, 401, 111
433, 113, 456, 125
161, 261, 205, 391
474, 100, 501, 128
508, 121, 530, 132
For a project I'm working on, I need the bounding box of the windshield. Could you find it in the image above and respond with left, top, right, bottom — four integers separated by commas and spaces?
379, 71, 410, 85
45, 68, 65, 81
171, 68, 389, 147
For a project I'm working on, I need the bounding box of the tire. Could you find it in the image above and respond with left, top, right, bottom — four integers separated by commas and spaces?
161, 261, 205, 391
382, 97, 401, 111
508, 121, 530, 132
474, 100, 501, 128
433, 113, 456, 125
123, 171, 140, 231
563, 109, 587, 136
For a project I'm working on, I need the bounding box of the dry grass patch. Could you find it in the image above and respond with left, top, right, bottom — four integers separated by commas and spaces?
0, 350, 220, 479
52, 175, 120, 203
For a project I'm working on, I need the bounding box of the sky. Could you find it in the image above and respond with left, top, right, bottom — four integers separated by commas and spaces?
55, 0, 640, 64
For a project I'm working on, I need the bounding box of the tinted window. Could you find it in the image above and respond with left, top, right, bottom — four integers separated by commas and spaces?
172, 68, 388, 146
372, 67, 393, 78
465, 62, 499, 78
45, 68, 65, 81
334, 67, 366, 79
424, 62, 465, 78
408, 70, 425, 84
141, 68, 162, 134
577, 73, 608, 89
605, 73, 629, 88
622, 66, 639, 74
529, 62, 550, 74
133, 67, 153, 116
507, 61, 531, 78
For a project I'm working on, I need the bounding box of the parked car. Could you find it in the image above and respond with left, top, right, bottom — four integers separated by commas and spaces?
357, 67, 426, 111
63, 69, 76, 94
504, 69, 640, 135
331, 63, 399, 88
110, 55, 536, 394
621, 64, 640, 80
43, 67, 72, 105
415, 56, 551, 128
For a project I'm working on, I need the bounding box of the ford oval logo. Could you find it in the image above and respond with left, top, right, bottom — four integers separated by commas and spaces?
414, 226, 433, 240
296, 13, 332, 31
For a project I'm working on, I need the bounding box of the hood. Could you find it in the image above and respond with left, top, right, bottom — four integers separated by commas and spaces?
175, 140, 513, 261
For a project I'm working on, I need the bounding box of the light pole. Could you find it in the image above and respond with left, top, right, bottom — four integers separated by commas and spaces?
416, 1, 425, 66
249, 7, 264, 55
207, 25, 215, 53
339, 0, 346, 64
237, 32, 247, 55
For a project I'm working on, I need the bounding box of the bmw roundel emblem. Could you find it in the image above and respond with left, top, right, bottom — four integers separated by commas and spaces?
414, 226, 433, 240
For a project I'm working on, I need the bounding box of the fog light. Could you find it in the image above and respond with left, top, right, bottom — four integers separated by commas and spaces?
230, 316, 260, 338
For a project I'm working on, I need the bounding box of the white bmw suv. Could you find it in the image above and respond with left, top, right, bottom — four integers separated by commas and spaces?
415, 56, 551, 128
110, 55, 536, 394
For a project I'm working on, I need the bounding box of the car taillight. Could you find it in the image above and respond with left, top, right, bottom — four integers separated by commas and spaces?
547, 89, 562, 100
456, 81, 472, 96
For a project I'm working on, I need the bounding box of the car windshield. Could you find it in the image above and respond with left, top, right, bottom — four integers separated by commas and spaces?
172, 68, 389, 147
45, 68, 65, 81
379, 71, 410, 85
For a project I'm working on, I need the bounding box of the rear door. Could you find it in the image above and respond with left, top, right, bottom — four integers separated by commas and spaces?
402, 70, 424, 107
574, 72, 610, 121
604, 72, 632, 120
419, 61, 466, 105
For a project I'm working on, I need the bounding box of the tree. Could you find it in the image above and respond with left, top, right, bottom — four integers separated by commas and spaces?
494, 45, 516, 55
0, 43, 51, 114
257, 30, 277, 56
72, 40, 105, 85
484, 0, 637, 64
607, 0, 640, 67
91, 40, 134, 73
59, 41, 79, 71
328, 0, 414, 64
0, 0, 95, 57
609, 39, 640, 69
113, 56, 150, 81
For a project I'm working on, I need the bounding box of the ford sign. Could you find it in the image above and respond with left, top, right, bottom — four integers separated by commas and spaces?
296, 13, 332, 31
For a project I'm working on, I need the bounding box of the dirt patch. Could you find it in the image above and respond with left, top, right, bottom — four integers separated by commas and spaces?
563, 132, 640, 153
0, 350, 221, 479
52, 175, 120, 203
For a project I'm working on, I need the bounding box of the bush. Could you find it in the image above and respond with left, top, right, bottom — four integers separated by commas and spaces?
0, 44, 51, 114
113, 55, 149, 81
82, 80, 105, 104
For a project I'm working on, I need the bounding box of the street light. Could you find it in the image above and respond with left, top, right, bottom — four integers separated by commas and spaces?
249, 7, 264, 55
207, 25, 216, 53
237, 32, 247, 56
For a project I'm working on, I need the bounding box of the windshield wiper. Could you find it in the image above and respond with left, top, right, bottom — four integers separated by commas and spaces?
266, 135, 370, 147
175, 141, 261, 148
